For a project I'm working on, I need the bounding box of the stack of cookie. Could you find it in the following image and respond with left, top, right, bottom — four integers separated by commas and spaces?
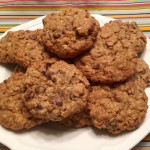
0, 8, 149, 135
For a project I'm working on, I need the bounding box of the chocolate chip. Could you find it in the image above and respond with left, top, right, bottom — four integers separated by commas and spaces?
93, 64, 100, 69
51, 76, 56, 82
142, 69, 146, 74
74, 10, 78, 14
145, 76, 150, 85
45, 71, 55, 80
62, 27, 69, 34
35, 86, 44, 94
70, 94, 76, 100
36, 104, 43, 110
28, 116, 33, 120
59, 70, 65, 74
41, 71, 46, 76
55, 98, 63, 106
53, 31, 62, 38
4, 80, 8, 84
113, 92, 121, 102
85, 12, 89, 18
62, 28, 66, 34
30, 34, 37, 40
64, 10, 67, 15
24, 89, 34, 101
48, 71, 55, 77
107, 120, 118, 130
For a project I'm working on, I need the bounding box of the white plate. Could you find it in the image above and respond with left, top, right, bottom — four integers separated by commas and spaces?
0, 14, 150, 150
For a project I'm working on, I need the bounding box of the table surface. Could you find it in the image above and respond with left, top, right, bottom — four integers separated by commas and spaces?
0, 0, 150, 150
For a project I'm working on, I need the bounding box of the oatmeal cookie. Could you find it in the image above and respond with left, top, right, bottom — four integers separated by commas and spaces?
75, 20, 147, 83
0, 29, 52, 68
61, 107, 92, 128
88, 58, 149, 134
42, 8, 100, 58
135, 58, 150, 87
0, 66, 47, 130
100, 20, 146, 54
23, 60, 89, 121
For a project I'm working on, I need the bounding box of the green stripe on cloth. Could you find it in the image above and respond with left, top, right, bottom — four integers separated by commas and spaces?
0, 24, 19, 27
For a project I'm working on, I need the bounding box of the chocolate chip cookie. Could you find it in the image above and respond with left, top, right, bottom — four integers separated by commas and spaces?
23, 60, 89, 121
61, 107, 92, 128
42, 8, 100, 58
88, 58, 150, 134
75, 20, 147, 83
0, 29, 52, 68
0, 66, 47, 130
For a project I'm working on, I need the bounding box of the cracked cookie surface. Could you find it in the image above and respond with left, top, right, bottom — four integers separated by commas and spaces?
0, 29, 52, 68
23, 60, 89, 121
42, 8, 100, 58
75, 20, 146, 83
88, 58, 150, 134
0, 66, 47, 130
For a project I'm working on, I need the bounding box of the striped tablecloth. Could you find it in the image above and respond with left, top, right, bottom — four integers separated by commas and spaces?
0, 0, 150, 150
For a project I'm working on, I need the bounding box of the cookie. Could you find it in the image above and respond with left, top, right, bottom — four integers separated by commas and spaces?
75, 20, 145, 83
135, 58, 150, 87
100, 20, 146, 54
61, 107, 92, 128
0, 66, 47, 130
23, 60, 89, 121
0, 29, 52, 68
88, 58, 149, 134
42, 8, 100, 58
